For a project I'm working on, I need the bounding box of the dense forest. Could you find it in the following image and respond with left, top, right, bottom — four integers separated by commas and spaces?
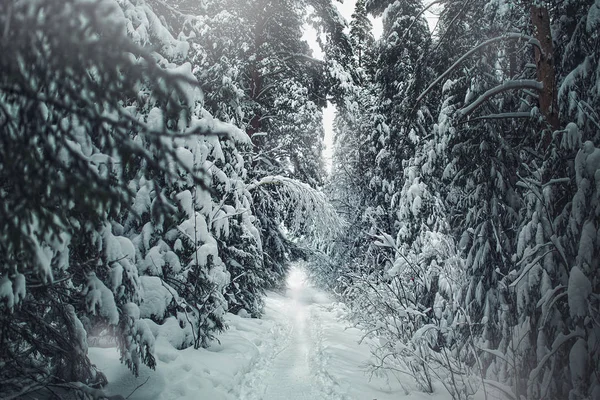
0, 0, 598, 399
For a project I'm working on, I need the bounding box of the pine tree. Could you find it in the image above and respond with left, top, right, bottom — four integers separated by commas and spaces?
413, 0, 600, 397
0, 0, 265, 396
349, 0, 376, 77
329, 0, 599, 398
187, 0, 351, 287
0, 0, 219, 395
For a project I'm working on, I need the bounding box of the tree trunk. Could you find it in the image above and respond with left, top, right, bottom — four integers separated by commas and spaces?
530, 4, 560, 134
247, 6, 266, 142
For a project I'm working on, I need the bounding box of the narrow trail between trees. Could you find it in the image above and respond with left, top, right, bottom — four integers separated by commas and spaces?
90, 264, 448, 400
251, 268, 323, 399
237, 265, 425, 400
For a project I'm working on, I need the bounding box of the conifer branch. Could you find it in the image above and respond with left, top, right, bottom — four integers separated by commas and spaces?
416, 33, 542, 105
456, 80, 543, 119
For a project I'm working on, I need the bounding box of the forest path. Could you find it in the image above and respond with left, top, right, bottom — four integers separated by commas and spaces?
89, 264, 445, 400
237, 264, 412, 400
255, 268, 323, 399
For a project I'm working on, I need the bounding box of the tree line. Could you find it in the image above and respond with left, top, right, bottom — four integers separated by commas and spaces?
325, 0, 599, 399
1, 0, 598, 399
0, 0, 344, 397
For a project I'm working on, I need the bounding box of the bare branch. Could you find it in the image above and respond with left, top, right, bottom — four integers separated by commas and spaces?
126, 376, 150, 399
457, 112, 532, 124
457, 80, 543, 119
416, 33, 542, 105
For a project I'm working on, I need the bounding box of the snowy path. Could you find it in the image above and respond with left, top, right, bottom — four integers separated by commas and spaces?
258, 281, 321, 399
237, 266, 439, 400
89, 264, 451, 400
239, 268, 327, 399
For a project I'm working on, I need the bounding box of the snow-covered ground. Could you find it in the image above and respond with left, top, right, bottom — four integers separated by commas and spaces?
89, 264, 453, 399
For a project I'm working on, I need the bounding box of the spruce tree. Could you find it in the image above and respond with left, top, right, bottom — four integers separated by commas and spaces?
0, 0, 262, 395
0, 0, 215, 394
349, 0, 376, 75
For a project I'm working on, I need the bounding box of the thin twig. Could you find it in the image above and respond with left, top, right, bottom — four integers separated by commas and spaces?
126, 376, 150, 399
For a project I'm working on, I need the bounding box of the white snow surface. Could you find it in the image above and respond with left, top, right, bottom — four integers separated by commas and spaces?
89, 264, 453, 400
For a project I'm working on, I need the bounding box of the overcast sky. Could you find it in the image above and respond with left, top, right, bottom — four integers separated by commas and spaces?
302, 1, 384, 174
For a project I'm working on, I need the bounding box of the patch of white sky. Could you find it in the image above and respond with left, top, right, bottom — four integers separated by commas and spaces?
302, 0, 380, 174
302, 1, 439, 175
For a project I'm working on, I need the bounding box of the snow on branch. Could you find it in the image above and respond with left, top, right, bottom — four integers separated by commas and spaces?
400, 0, 444, 40
457, 112, 532, 123
415, 33, 542, 105
456, 80, 543, 119
247, 175, 343, 240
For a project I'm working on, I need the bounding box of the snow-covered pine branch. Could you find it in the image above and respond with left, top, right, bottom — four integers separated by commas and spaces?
457, 112, 532, 123
416, 33, 542, 105
456, 80, 544, 119
246, 175, 343, 241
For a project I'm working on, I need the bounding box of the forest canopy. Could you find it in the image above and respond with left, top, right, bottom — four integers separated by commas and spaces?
1, 0, 599, 399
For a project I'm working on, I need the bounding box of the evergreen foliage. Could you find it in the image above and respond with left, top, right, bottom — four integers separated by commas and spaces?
328, 0, 600, 399
2, 0, 599, 398
0, 0, 339, 397
0, 0, 200, 392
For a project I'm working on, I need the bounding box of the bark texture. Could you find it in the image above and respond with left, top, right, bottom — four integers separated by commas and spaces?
530, 4, 560, 133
